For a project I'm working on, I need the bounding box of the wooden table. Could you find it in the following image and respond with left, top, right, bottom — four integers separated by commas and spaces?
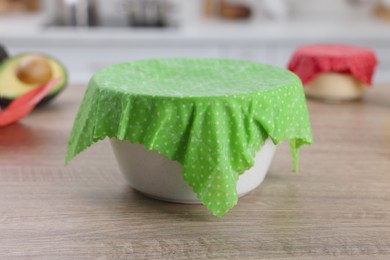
1, 84, 389, 259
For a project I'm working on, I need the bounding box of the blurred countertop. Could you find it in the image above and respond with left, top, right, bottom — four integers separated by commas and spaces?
1, 13, 390, 47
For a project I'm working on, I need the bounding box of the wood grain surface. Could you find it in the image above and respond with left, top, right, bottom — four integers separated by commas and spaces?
0, 84, 389, 259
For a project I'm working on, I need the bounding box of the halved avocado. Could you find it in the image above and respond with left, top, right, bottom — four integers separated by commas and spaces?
0, 53, 67, 109
0, 44, 8, 64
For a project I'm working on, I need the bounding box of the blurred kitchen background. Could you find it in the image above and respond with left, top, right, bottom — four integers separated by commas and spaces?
1, 0, 390, 83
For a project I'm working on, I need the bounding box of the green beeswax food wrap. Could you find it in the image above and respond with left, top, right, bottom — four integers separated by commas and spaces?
66, 58, 313, 217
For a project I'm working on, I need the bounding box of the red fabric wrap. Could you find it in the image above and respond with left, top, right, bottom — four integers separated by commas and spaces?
288, 44, 377, 86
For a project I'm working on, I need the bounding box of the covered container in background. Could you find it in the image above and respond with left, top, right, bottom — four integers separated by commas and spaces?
288, 44, 377, 102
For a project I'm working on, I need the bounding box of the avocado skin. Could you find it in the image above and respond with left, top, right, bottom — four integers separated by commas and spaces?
0, 44, 8, 64
0, 54, 68, 109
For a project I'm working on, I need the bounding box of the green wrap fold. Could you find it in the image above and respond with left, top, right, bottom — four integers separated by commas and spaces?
66, 58, 313, 217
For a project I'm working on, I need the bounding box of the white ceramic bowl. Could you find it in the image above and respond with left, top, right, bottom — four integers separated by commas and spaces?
110, 138, 276, 204
304, 72, 367, 101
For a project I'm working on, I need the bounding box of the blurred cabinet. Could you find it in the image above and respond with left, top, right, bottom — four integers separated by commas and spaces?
269, 47, 295, 68
373, 47, 390, 83
8, 41, 390, 83
223, 47, 267, 63
9, 46, 221, 83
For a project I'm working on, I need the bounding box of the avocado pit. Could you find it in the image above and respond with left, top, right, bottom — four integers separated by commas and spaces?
16, 55, 53, 85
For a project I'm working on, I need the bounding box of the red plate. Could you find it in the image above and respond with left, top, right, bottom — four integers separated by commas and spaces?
0, 78, 60, 127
